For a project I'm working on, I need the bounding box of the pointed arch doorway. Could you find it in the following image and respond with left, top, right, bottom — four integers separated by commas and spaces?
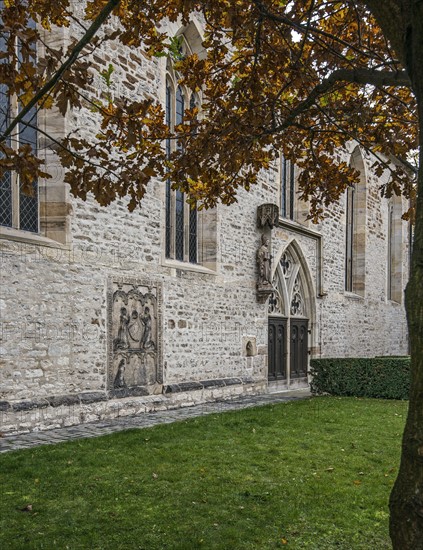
268, 241, 314, 388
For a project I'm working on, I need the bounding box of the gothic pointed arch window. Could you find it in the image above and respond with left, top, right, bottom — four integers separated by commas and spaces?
165, 35, 200, 264
278, 152, 310, 225
0, 10, 38, 233
387, 195, 403, 303
0, 11, 70, 245
345, 147, 367, 296
280, 153, 295, 220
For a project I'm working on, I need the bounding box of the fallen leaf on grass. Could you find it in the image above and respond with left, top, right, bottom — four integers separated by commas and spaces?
19, 504, 33, 512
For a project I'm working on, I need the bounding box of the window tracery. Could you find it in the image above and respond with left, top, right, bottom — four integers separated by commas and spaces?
268, 249, 307, 318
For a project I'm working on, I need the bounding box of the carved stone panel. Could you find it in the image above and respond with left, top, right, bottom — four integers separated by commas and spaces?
107, 278, 163, 394
257, 203, 279, 229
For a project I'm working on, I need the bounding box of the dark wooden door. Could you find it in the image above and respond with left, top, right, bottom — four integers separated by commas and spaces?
268, 317, 287, 380
290, 319, 308, 378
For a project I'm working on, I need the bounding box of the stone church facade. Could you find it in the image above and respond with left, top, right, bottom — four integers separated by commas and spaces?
0, 14, 410, 432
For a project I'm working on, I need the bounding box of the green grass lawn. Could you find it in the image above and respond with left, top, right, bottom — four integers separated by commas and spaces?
0, 397, 407, 549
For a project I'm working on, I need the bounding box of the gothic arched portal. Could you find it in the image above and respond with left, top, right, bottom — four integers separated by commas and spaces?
268, 240, 315, 387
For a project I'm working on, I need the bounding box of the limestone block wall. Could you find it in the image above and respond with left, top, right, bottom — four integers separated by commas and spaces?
0, 12, 411, 432
314, 147, 410, 358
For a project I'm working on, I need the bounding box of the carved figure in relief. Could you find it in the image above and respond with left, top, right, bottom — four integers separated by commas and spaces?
141, 306, 155, 350
128, 310, 143, 348
257, 234, 272, 286
114, 307, 129, 351
114, 358, 127, 388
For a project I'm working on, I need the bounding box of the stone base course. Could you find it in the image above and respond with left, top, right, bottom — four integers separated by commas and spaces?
0, 378, 270, 435
0, 388, 311, 453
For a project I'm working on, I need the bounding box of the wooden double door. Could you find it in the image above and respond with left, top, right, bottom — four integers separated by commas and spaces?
268, 317, 308, 381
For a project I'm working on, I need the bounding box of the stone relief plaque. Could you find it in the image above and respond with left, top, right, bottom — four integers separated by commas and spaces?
108, 278, 163, 393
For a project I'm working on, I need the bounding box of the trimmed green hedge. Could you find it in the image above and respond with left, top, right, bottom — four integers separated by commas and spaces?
309, 356, 410, 400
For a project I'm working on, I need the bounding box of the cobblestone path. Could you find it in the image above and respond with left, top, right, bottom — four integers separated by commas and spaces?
0, 389, 311, 453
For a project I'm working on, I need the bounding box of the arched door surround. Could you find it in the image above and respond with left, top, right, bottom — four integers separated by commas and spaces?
268, 240, 315, 386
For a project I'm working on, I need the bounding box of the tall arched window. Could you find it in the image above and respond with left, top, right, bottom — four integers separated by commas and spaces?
0, 11, 38, 233
387, 196, 403, 303
280, 153, 295, 220
0, 16, 71, 246
165, 39, 199, 264
345, 185, 355, 292
345, 147, 367, 296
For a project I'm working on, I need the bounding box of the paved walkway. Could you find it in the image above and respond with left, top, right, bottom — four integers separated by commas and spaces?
0, 389, 311, 453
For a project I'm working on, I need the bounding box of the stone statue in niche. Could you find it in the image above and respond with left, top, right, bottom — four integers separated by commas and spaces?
108, 280, 163, 392
257, 234, 272, 287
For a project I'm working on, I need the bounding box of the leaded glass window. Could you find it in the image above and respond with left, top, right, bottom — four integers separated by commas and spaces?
0, 11, 38, 233
165, 44, 199, 264
280, 154, 295, 220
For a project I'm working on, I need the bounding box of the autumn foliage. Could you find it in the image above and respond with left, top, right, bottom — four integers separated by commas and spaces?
1, 2, 422, 547
0, 0, 418, 218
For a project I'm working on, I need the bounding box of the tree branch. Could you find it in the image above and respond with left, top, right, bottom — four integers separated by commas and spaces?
21, 121, 123, 181
253, 0, 395, 65
270, 68, 411, 133
0, 0, 121, 144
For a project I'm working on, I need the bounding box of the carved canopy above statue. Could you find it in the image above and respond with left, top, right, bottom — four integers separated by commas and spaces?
257, 203, 279, 229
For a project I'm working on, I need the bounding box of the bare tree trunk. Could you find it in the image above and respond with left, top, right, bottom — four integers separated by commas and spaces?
389, 3, 423, 547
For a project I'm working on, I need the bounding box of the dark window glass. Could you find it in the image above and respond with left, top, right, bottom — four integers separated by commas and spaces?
0, 171, 12, 227
281, 155, 294, 220
176, 86, 184, 127
165, 83, 198, 263
281, 156, 287, 217
0, 14, 38, 232
289, 161, 295, 219
19, 102, 38, 232
345, 187, 355, 291
165, 84, 172, 258
174, 87, 184, 260
189, 207, 197, 263
175, 189, 184, 261
0, 27, 12, 228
